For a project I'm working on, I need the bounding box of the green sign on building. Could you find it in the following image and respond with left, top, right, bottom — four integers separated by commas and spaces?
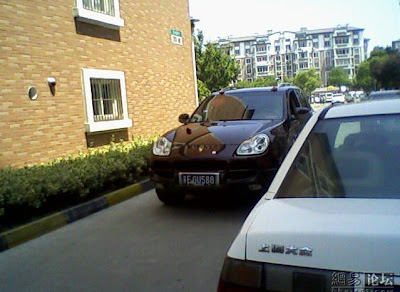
171, 29, 183, 46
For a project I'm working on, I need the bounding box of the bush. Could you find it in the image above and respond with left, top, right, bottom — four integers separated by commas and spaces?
0, 137, 154, 227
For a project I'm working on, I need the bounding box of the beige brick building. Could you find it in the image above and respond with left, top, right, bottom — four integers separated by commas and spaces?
0, 0, 197, 168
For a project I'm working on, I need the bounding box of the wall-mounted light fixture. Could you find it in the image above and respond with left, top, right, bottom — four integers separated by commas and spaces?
47, 77, 56, 86
47, 76, 56, 96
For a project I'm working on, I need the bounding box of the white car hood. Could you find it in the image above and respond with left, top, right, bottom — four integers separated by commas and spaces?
244, 198, 400, 275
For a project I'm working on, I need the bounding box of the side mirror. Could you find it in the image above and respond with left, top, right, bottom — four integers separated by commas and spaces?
179, 113, 189, 124
295, 107, 310, 115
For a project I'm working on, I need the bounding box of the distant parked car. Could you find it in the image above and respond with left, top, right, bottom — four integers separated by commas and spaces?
316, 92, 333, 103
369, 90, 400, 100
332, 93, 345, 103
150, 86, 312, 204
344, 93, 354, 103
217, 99, 400, 292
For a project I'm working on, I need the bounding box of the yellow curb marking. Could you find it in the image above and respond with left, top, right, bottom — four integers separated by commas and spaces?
3, 213, 67, 248
106, 183, 143, 206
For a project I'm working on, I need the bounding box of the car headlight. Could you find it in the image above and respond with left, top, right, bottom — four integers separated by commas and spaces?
153, 137, 172, 156
236, 134, 269, 156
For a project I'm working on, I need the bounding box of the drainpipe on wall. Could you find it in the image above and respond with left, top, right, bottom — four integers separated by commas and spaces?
190, 17, 199, 107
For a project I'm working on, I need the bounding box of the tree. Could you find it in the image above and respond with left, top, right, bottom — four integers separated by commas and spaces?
235, 76, 278, 88
328, 67, 350, 87
353, 61, 375, 92
197, 79, 210, 102
353, 47, 400, 91
292, 69, 321, 97
194, 31, 240, 92
369, 48, 400, 89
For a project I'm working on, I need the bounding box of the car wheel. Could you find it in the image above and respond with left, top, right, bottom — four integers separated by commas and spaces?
156, 189, 186, 205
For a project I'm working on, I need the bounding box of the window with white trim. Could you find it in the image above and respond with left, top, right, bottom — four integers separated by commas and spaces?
299, 62, 309, 69
246, 65, 252, 74
335, 37, 349, 45
256, 45, 266, 52
299, 40, 307, 47
82, 69, 132, 133
234, 46, 240, 55
257, 66, 268, 73
73, 0, 124, 28
299, 52, 307, 59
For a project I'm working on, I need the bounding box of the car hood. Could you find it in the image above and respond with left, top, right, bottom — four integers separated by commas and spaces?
244, 198, 400, 275
171, 120, 280, 146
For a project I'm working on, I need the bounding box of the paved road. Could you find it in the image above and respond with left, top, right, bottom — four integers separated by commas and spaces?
0, 189, 256, 292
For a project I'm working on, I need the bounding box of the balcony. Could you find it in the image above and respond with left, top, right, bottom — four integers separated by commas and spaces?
256, 50, 267, 56
256, 60, 269, 66
335, 54, 351, 59
334, 43, 350, 48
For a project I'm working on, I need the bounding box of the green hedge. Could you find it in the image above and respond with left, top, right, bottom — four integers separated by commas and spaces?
0, 138, 154, 227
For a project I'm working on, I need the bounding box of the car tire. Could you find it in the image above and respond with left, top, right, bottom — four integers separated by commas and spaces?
156, 189, 186, 205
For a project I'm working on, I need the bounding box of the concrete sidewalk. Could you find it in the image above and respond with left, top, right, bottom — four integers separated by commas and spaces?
0, 180, 154, 252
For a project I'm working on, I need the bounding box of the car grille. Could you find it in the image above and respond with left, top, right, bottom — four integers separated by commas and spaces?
174, 160, 228, 171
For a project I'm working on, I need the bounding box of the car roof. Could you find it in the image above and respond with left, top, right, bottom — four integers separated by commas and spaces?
323, 99, 400, 119
224, 86, 299, 94
369, 90, 400, 96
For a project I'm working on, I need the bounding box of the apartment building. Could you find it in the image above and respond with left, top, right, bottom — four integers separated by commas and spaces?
0, 0, 197, 167
216, 25, 369, 86
393, 39, 400, 51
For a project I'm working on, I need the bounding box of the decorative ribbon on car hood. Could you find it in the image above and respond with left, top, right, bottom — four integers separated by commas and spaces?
173, 120, 280, 146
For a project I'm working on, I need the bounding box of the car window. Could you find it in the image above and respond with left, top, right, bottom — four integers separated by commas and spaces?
288, 90, 300, 115
333, 121, 361, 148
190, 91, 284, 122
275, 114, 400, 199
295, 89, 309, 108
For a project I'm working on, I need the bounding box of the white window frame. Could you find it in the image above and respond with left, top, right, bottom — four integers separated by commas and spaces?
257, 66, 268, 73
82, 68, 132, 133
256, 46, 266, 53
73, 0, 124, 29
246, 65, 252, 74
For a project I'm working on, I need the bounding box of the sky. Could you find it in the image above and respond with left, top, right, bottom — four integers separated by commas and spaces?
188, 0, 400, 54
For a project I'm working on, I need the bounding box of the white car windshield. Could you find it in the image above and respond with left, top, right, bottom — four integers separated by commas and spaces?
276, 114, 400, 199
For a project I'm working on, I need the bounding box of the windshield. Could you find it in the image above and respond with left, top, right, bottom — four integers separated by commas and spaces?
275, 114, 400, 199
190, 91, 284, 122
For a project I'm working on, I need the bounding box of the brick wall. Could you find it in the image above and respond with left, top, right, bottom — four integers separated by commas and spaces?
0, 0, 197, 167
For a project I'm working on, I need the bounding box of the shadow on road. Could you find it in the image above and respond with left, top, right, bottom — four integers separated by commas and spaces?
155, 191, 261, 220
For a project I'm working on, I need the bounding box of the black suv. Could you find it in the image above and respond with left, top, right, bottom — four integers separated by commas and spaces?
150, 86, 312, 204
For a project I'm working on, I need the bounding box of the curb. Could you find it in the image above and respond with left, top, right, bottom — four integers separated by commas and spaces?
0, 179, 154, 252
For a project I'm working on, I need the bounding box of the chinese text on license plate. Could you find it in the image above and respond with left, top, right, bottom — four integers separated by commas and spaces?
179, 172, 219, 187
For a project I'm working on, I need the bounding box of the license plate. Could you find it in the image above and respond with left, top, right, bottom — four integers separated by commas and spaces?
179, 172, 219, 187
